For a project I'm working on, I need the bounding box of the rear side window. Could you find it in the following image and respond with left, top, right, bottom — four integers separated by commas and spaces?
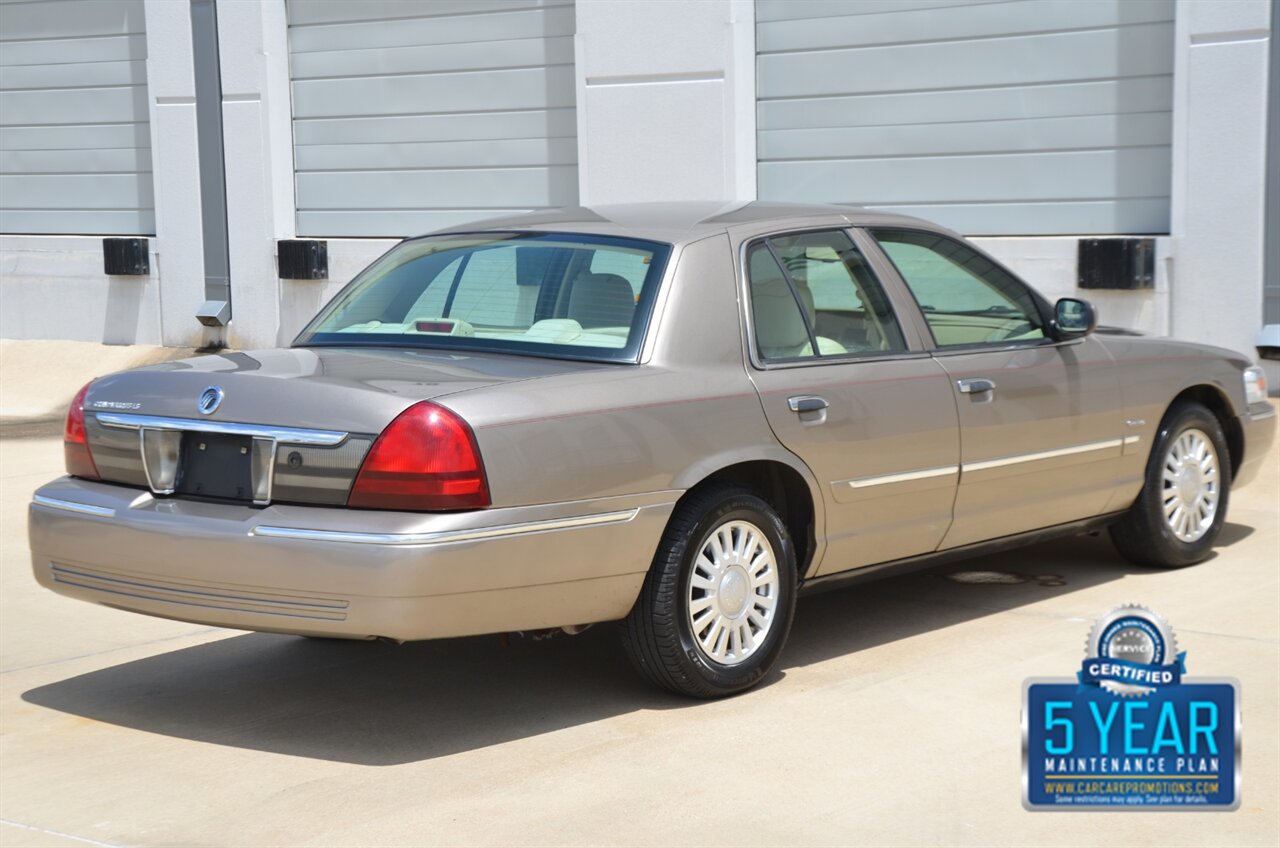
297, 232, 671, 363
746, 229, 907, 362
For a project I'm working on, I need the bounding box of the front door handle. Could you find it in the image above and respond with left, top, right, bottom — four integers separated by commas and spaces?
788, 395, 829, 414
957, 378, 996, 395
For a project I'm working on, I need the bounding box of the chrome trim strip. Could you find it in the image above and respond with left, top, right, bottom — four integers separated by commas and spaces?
846, 465, 959, 489
839, 439, 1128, 489
138, 427, 161, 494
95, 412, 348, 446
32, 495, 116, 518
252, 508, 643, 547
964, 438, 1124, 472
250, 436, 276, 505
138, 427, 181, 495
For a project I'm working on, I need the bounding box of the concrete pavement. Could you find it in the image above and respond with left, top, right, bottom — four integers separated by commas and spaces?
0, 341, 191, 426
0, 353, 1276, 846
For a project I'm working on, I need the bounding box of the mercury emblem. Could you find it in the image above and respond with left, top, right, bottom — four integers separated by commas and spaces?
197, 386, 224, 415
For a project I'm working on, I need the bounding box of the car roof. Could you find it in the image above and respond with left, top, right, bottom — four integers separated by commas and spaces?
421, 201, 938, 246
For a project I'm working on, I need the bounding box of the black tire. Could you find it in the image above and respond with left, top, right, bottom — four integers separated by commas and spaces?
1109, 402, 1232, 567
621, 484, 797, 698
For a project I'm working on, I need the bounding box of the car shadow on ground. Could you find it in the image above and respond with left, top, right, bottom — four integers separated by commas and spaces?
22, 527, 1238, 765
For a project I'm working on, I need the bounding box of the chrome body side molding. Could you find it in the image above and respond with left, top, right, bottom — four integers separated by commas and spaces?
252, 508, 644, 547
834, 436, 1131, 492
844, 465, 959, 489
962, 438, 1124, 473
31, 494, 116, 518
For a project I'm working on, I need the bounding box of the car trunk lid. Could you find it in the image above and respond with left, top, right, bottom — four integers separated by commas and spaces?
80, 347, 607, 507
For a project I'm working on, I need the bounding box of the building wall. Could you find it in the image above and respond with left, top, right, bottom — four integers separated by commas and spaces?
973, 235, 1173, 337
0, 0, 1273, 361
755, 0, 1177, 236
574, 0, 756, 205
0, 0, 155, 235
1169, 0, 1273, 357
0, 234, 163, 343
1266, 0, 1280, 349
286, 0, 579, 238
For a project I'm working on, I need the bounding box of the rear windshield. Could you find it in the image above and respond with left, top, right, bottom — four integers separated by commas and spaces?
296, 232, 672, 362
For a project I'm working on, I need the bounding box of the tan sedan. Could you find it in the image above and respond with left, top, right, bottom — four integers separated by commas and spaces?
29, 203, 1275, 697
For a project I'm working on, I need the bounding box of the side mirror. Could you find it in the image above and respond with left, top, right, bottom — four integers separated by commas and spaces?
1053, 297, 1097, 340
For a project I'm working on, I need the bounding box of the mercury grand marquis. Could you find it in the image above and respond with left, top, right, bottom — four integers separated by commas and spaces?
29, 202, 1275, 697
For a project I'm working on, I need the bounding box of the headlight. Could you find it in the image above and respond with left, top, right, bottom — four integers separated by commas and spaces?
1243, 365, 1268, 405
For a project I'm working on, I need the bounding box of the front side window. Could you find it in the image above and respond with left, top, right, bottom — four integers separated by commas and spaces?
296, 232, 671, 362
747, 229, 907, 362
871, 229, 1046, 348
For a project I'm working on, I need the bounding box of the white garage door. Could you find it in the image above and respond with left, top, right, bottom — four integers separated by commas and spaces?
287, 0, 578, 238
756, 0, 1175, 236
0, 0, 153, 235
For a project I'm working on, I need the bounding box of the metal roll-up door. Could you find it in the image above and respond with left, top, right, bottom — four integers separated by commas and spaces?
287, 0, 578, 238
756, 0, 1176, 236
0, 0, 154, 235
1265, 0, 1280, 342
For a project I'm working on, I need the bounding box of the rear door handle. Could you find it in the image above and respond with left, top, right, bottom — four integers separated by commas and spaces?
788, 395, 829, 413
957, 378, 996, 395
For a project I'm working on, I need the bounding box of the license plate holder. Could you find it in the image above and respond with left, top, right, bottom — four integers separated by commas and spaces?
176, 433, 254, 501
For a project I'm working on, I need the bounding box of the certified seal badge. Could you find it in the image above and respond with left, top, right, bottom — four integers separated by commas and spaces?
1023, 604, 1240, 810
1080, 604, 1184, 696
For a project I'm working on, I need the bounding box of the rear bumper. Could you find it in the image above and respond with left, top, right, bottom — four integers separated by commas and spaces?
29, 478, 675, 641
1234, 402, 1277, 489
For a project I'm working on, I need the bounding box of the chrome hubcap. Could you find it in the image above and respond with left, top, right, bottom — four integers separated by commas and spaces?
1161, 428, 1219, 543
687, 519, 780, 666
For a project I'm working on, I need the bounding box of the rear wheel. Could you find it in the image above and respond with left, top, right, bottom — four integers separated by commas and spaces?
621, 484, 797, 698
1109, 402, 1231, 567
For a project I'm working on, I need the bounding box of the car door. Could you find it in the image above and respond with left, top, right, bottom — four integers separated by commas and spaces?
739, 227, 961, 576
865, 227, 1125, 549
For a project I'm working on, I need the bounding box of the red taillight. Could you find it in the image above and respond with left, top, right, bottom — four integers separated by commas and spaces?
348, 401, 489, 511
64, 381, 100, 480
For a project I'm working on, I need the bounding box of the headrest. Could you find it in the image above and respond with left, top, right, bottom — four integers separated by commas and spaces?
567, 273, 635, 328
749, 250, 810, 354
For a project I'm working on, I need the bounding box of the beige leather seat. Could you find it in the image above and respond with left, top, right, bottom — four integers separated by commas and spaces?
751, 262, 845, 358
798, 300, 847, 356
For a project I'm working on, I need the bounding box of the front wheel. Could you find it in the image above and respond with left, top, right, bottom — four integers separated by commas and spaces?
1109, 402, 1231, 567
621, 485, 797, 698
